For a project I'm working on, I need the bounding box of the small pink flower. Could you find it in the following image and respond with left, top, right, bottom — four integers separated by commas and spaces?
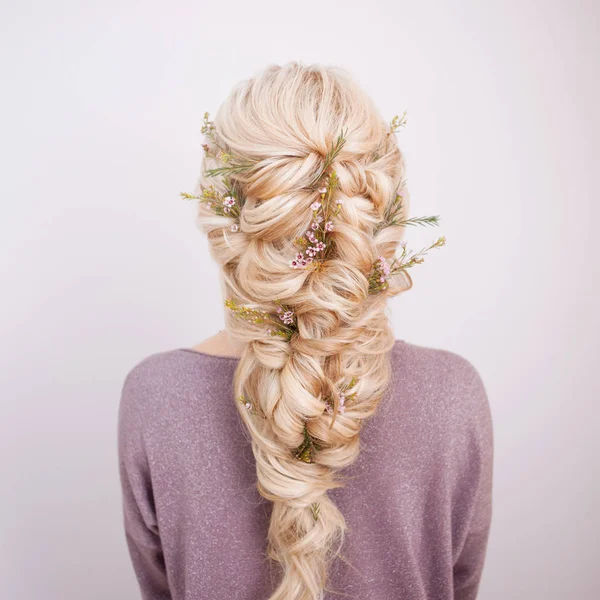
230, 224, 239, 232
279, 310, 294, 325
290, 260, 298, 268
245, 401, 252, 410
310, 201, 321, 211
325, 221, 334, 232
306, 257, 314, 263
311, 221, 319, 230
223, 196, 236, 207
315, 241, 325, 251
335, 198, 343, 205
318, 186, 327, 194
223, 207, 230, 213
276, 306, 283, 313
296, 253, 304, 261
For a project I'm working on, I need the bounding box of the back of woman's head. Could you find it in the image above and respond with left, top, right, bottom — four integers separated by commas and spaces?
192, 61, 414, 600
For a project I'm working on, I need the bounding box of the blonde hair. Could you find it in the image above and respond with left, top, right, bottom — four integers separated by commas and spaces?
195, 62, 410, 599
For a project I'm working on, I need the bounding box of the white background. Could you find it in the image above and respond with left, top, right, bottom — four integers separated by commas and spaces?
2, 0, 598, 598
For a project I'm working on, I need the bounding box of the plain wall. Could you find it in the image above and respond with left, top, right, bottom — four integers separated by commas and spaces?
2, 0, 598, 598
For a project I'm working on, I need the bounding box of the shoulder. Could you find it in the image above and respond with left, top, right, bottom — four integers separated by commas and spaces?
390, 339, 492, 431
118, 348, 237, 425
393, 339, 487, 396
393, 339, 485, 390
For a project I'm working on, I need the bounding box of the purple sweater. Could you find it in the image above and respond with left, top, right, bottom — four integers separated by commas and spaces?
118, 339, 493, 600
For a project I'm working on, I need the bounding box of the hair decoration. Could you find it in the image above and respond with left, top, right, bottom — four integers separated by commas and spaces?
309, 128, 347, 187
388, 111, 408, 136
224, 299, 297, 341
290, 170, 342, 270
374, 183, 440, 235
180, 182, 244, 219
310, 501, 321, 522
368, 236, 446, 293
324, 376, 358, 416
237, 395, 260, 416
294, 422, 322, 463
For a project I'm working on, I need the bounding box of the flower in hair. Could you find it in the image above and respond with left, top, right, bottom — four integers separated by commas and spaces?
368, 236, 446, 293
324, 377, 358, 415
237, 395, 260, 416
225, 298, 297, 340
180, 185, 243, 220
223, 196, 236, 213
290, 170, 341, 270
276, 306, 295, 326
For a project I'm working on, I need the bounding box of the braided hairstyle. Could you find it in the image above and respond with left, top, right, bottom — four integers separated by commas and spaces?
194, 62, 411, 600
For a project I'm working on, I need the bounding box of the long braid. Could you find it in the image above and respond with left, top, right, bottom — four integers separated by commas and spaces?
194, 62, 414, 600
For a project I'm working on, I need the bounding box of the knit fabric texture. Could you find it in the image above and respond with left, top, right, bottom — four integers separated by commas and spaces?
118, 339, 493, 599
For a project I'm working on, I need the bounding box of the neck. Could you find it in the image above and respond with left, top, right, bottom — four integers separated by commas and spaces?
191, 329, 247, 358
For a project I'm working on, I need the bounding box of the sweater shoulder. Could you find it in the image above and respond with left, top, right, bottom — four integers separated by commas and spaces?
390, 339, 490, 426
393, 339, 485, 385
118, 348, 237, 421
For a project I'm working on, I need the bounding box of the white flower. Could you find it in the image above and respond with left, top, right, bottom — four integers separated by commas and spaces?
318, 186, 327, 194
230, 224, 239, 232
310, 201, 322, 211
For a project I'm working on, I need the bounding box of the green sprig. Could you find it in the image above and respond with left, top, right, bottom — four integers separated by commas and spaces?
205, 161, 258, 178
310, 502, 321, 522
181, 174, 245, 219
388, 111, 407, 135
375, 187, 440, 235
310, 129, 347, 186
200, 112, 258, 178
294, 422, 322, 464
201, 112, 217, 143
237, 395, 260, 416
224, 299, 297, 340
368, 236, 447, 294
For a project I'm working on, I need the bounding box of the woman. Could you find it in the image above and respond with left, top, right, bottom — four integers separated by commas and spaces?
118, 62, 493, 600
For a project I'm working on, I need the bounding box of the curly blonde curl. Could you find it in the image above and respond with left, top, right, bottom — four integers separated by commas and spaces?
195, 62, 411, 600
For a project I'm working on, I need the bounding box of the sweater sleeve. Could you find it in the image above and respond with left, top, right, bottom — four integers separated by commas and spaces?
452, 365, 494, 600
118, 368, 172, 600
